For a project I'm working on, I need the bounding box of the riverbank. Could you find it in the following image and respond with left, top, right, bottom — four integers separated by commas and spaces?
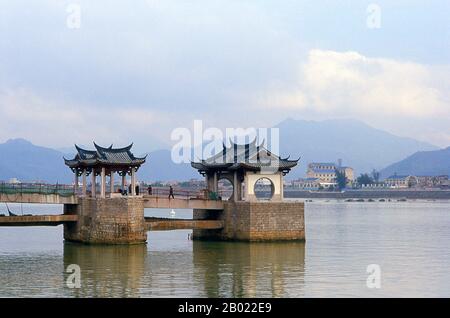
284, 189, 450, 200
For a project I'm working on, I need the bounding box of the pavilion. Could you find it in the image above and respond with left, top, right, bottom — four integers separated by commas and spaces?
191, 139, 299, 201
64, 143, 146, 198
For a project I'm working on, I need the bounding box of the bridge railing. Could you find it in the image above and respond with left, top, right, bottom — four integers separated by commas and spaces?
0, 182, 224, 201
141, 186, 221, 200
0, 183, 75, 197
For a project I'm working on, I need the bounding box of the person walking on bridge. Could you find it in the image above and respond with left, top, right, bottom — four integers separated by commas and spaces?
168, 185, 175, 199
148, 185, 152, 195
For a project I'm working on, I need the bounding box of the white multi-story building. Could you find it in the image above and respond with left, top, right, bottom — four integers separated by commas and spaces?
306, 161, 354, 188
384, 175, 418, 188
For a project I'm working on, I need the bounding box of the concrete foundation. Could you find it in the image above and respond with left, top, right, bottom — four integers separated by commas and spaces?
193, 201, 305, 242
63, 197, 146, 244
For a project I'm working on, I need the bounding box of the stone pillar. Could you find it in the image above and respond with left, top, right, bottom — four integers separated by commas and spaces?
122, 174, 126, 192
82, 170, 87, 196
233, 171, 238, 202
206, 173, 215, 192
280, 173, 284, 200
213, 172, 218, 193
91, 170, 96, 198
100, 167, 106, 198
243, 173, 249, 201
131, 169, 136, 196
205, 174, 209, 191
74, 171, 79, 195
110, 172, 114, 194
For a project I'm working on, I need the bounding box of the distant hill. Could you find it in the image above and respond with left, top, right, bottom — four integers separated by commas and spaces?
0, 138, 72, 183
0, 139, 197, 183
276, 118, 438, 178
380, 147, 450, 178
0, 119, 440, 183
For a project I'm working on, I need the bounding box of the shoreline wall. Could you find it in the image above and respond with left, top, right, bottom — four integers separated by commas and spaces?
285, 190, 450, 200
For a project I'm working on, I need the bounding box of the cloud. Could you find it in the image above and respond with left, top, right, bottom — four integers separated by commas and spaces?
256, 50, 450, 146
0, 88, 172, 150
265, 50, 449, 117
0, 2, 449, 147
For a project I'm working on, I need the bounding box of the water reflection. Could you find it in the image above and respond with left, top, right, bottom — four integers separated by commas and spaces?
2, 202, 450, 297
63, 243, 147, 298
61, 239, 305, 298
192, 241, 306, 298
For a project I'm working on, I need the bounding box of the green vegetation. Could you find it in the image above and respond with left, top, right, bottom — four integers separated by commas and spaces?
357, 173, 374, 185
335, 169, 348, 190
371, 169, 380, 183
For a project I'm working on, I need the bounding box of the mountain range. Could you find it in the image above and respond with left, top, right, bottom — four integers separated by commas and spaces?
380, 147, 450, 178
275, 118, 438, 178
0, 118, 446, 183
0, 138, 71, 183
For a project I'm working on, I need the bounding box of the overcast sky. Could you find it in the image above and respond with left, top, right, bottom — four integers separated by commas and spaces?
0, 0, 449, 152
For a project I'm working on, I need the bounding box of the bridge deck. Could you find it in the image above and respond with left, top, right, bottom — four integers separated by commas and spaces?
0, 194, 224, 210
145, 217, 223, 231
0, 193, 78, 205
0, 215, 78, 226
142, 195, 224, 210
0, 183, 224, 210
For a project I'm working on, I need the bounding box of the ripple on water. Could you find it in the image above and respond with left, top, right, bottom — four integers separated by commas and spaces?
0, 202, 449, 297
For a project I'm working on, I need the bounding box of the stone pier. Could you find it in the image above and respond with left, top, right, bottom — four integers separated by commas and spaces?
61, 198, 304, 244
63, 197, 146, 244
193, 201, 305, 242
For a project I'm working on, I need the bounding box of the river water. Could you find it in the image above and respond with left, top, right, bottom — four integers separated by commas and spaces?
0, 201, 449, 297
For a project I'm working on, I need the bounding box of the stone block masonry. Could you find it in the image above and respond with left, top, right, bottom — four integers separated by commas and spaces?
64, 197, 146, 244
193, 201, 305, 242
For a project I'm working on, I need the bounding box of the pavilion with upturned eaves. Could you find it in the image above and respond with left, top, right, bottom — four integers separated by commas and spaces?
191, 139, 299, 201
64, 143, 146, 198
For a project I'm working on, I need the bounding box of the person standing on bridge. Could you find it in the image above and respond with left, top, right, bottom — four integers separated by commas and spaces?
148, 185, 152, 195
168, 185, 175, 199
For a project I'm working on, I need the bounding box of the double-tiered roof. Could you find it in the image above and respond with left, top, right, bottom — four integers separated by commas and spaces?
64, 143, 146, 170
191, 139, 299, 175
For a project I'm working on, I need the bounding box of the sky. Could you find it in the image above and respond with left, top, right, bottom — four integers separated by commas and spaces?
0, 0, 449, 152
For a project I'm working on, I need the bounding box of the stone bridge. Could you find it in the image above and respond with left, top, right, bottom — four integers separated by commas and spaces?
0, 214, 78, 226
0, 214, 224, 231
0, 183, 223, 210
145, 217, 224, 231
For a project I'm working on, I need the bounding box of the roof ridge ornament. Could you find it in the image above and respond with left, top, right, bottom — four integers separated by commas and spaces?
258, 138, 265, 149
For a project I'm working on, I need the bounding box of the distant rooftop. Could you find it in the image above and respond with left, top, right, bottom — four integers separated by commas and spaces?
309, 162, 336, 167
311, 169, 336, 174
386, 175, 409, 180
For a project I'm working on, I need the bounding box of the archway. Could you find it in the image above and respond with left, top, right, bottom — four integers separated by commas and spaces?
218, 178, 234, 201
254, 177, 275, 201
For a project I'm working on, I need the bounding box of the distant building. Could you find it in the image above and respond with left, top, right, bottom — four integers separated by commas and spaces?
385, 175, 418, 188
177, 178, 206, 188
416, 175, 449, 188
341, 167, 355, 185
440, 178, 450, 189
292, 178, 320, 190
8, 178, 21, 184
306, 160, 354, 189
